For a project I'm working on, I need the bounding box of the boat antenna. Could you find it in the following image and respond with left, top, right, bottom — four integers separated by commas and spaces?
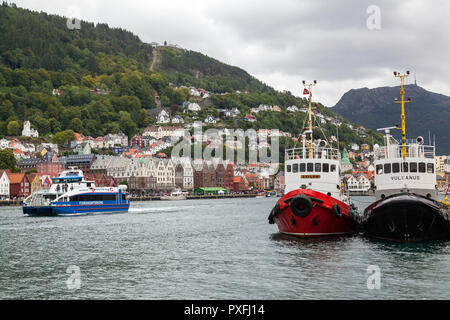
302, 80, 317, 158
394, 71, 411, 158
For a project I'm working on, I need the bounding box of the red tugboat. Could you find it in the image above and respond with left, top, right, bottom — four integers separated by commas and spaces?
268, 80, 359, 236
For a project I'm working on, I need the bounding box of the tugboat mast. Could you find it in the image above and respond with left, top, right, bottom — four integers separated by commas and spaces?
394, 70, 411, 158
302, 80, 317, 159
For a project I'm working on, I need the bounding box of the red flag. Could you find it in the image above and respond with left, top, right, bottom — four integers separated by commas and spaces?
303, 88, 310, 95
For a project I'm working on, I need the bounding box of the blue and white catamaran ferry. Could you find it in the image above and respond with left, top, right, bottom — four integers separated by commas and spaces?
23, 167, 130, 216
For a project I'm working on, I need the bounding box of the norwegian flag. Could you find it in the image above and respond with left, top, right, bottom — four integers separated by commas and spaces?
303, 88, 310, 95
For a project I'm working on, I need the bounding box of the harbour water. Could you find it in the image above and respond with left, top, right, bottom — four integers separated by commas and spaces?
1, 196, 450, 299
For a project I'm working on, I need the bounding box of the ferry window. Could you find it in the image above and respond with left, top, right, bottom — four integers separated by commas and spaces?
376, 165, 383, 174
122, 195, 127, 201
293, 164, 298, 173
410, 162, 418, 172
427, 163, 434, 173
419, 162, 426, 173
384, 163, 391, 174
287, 165, 291, 173
330, 165, 336, 172
300, 163, 306, 172
307, 163, 314, 172
315, 163, 321, 172
402, 162, 408, 173
323, 163, 329, 172
392, 163, 400, 173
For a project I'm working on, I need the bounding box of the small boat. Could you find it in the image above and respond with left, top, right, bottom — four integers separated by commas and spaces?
360, 71, 450, 241
161, 189, 187, 200
23, 167, 130, 216
268, 80, 360, 237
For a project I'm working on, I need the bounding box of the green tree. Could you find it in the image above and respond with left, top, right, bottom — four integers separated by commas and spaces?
0, 149, 17, 170
51, 130, 75, 146
7, 120, 20, 136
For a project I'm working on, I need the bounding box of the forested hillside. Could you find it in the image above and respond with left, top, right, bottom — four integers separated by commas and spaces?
0, 3, 383, 152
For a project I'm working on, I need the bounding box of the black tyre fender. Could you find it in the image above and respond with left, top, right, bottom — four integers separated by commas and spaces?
290, 195, 313, 218
332, 204, 342, 218
268, 203, 280, 224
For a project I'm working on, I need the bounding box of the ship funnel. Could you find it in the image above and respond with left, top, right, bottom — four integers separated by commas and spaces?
416, 136, 424, 145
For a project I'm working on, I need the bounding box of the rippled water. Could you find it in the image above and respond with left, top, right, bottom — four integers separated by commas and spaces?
1, 196, 450, 299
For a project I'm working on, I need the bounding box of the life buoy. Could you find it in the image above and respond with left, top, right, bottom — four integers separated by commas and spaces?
332, 204, 342, 218
290, 195, 313, 218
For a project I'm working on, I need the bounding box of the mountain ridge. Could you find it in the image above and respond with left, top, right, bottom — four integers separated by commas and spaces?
331, 84, 450, 154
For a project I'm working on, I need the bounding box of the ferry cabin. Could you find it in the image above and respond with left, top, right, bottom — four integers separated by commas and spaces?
374, 143, 436, 200
51, 187, 129, 214
284, 147, 342, 200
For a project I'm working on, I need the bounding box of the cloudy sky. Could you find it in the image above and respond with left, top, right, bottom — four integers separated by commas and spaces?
13, 0, 450, 106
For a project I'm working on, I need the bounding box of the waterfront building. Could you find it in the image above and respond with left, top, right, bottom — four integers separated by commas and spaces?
106, 157, 131, 181
0, 170, 10, 200
155, 158, 175, 191
225, 163, 235, 192
27, 173, 42, 194
7, 173, 31, 199
173, 158, 194, 192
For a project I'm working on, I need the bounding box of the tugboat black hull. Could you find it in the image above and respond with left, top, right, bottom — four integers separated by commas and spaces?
362, 193, 450, 242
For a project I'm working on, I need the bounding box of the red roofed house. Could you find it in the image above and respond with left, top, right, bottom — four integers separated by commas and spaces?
7, 173, 31, 199
233, 176, 250, 192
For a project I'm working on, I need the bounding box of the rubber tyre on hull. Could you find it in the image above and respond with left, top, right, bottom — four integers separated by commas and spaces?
290, 195, 313, 218
332, 204, 342, 218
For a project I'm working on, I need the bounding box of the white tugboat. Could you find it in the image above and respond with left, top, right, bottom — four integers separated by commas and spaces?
361, 71, 450, 241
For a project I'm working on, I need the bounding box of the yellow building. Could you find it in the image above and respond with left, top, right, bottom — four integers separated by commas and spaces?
30, 174, 42, 194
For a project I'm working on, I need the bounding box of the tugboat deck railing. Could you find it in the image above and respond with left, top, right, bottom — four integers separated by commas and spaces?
374, 143, 435, 160
285, 147, 340, 161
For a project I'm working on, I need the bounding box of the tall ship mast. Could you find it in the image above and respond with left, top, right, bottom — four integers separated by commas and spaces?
268, 80, 359, 237
361, 71, 450, 241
